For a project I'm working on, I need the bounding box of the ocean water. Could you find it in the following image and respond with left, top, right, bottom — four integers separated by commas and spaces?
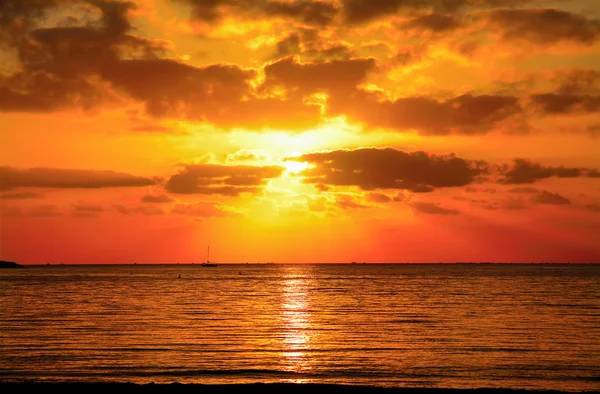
0, 263, 598, 391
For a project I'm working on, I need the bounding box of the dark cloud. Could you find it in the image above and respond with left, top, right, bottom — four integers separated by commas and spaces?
392, 192, 406, 202
30, 204, 61, 217
486, 9, 600, 45
484, 197, 529, 210
3, 0, 599, 138
0, 191, 42, 199
0, 206, 24, 217
291, 148, 487, 192
411, 201, 460, 215
342, 0, 424, 25
364, 192, 392, 203
315, 183, 332, 192
293, 149, 598, 193
583, 204, 600, 213
261, 56, 376, 97
364, 191, 406, 203
136, 205, 164, 215
96, 58, 323, 129
15, 0, 162, 69
531, 190, 571, 205
0, 70, 113, 113
500, 159, 598, 184
141, 194, 175, 203
112, 204, 165, 215
0, 0, 169, 113
113, 204, 131, 214
72, 201, 103, 217
402, 13, 463, 33
179, 0, 490, 28
0, 0, 59, 40
0, 166, 156, 190
331, 91, 521, 135
175, 0, 339, 27
100, 59, 253, 115
271, 28, 358, 61
335, 194, 370, 209
518, 69, 600, 119
530, 93, 600, 115
166, 163, 283, 195
341, 0, 524, 25
171, 202, 240, 217
265, 1, 339, 26
305, 42, 357, 61
226, 149, 267, 163
274, 33, 302, 58
72, 202, 104, 212
507, 187, 538, 194
553, 69, 600, 95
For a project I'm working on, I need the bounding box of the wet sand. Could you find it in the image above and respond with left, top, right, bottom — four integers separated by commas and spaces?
0, 383, 592, 394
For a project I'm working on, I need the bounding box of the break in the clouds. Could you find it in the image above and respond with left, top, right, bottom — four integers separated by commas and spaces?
166, 163, 284, 195
0, 167, 156, 190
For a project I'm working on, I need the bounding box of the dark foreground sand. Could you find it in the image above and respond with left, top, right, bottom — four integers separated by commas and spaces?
1, 383, 596, 394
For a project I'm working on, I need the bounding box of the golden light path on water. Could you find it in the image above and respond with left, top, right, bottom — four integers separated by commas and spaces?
279, 266, 313, 383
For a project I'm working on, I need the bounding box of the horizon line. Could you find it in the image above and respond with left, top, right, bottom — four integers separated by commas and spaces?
7, 261, 600, 266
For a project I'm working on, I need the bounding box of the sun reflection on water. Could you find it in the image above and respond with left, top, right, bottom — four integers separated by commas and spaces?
279, 268, 313, 382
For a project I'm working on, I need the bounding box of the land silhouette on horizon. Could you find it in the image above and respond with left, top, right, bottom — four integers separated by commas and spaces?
0, 261, 23, 268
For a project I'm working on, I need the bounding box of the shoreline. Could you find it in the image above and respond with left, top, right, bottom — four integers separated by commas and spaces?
0, 382, 595, 394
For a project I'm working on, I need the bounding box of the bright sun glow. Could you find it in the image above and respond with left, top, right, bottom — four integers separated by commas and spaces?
283, 160, 310, 174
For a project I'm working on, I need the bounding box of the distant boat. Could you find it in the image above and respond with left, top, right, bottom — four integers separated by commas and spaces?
201, 246, 218, 267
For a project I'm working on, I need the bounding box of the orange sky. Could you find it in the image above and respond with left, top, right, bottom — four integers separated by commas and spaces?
1, 0, 599, 264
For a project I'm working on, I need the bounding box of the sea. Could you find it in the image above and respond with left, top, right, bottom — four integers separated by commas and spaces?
1, 263, 598, 391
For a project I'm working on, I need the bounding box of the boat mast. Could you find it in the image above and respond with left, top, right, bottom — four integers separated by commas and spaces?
207, 246, 210, 263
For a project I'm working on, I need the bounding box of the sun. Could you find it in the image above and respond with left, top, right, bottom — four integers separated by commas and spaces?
282, 160, 310, 174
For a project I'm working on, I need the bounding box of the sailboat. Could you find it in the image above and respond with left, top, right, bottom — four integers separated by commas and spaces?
201, 246, 218, 267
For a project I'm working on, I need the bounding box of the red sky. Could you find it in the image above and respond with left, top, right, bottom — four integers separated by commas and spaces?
1, 0, 599, 264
